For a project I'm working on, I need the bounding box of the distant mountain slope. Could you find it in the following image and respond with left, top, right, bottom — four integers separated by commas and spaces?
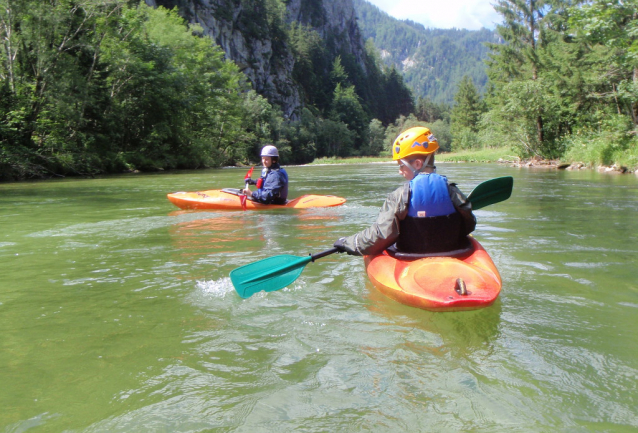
353, 0, 501, 105
147, 0, 370, 119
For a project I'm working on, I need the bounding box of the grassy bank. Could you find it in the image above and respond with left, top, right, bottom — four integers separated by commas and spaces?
308, 147, 514, 165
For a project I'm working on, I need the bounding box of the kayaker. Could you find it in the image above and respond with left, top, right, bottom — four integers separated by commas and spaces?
333, 126, 476, 255
242, 145, 289, 205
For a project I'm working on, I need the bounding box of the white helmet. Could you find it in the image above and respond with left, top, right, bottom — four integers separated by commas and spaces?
260, 145, 279, 157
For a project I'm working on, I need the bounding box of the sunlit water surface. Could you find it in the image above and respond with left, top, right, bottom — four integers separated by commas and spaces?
1, 163, 637, 432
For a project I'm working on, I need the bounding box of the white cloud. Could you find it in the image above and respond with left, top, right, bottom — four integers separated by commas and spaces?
364, 0, 502, 30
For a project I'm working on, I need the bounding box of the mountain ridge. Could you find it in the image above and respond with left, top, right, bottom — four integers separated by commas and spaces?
353, 0, 501, 104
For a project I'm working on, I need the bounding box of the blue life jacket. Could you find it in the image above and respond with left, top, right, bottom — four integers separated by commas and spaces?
407, 173, 456, 218
397, 173, 468, 253
252, 164, 288, 204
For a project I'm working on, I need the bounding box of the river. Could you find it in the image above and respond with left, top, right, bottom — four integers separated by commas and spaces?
1, 163, 637, 432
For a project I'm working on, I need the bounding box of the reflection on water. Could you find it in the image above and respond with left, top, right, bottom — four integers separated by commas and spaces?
169, 214, 255, 254
1, 165, 637, 431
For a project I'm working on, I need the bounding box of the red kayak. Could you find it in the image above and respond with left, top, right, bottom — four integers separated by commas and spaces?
167, 188, 346, 210
364, 237, 501, 312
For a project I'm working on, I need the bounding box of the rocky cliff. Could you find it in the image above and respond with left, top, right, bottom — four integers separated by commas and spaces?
144, 0, 368, 119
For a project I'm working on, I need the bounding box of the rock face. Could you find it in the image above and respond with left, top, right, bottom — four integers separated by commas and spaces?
145, 0, 368, 119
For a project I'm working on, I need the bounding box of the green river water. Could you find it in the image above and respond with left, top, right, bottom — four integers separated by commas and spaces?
1, 163, 637, 432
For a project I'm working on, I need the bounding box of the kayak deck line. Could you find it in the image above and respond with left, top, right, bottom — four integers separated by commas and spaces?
167, 189, 346, 210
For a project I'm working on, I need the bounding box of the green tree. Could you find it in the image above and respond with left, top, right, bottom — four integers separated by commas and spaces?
315, 118, 355, 157
452, 76, 485, 132
381, 68, 415, 125
415, 96, 450, 123
329, 83, 369, 151
362, 118, 386, 155
0, 0, 130, 177
101, 5, 248, 169
0, 1, 253, 179
487, 0, 551, 153
289, 23, 331, 111
451, 75, 486, 150
268, 106, 320, 164
427, 119, 452, 152
330, 56, 349, 88
569, 0, 638, 123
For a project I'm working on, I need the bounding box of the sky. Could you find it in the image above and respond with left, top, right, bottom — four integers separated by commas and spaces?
364, 0, 502, 30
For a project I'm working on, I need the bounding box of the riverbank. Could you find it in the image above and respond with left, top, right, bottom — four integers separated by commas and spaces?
497, 156, 638, 174
309, 147, 638, 175
308, 147, 512, 165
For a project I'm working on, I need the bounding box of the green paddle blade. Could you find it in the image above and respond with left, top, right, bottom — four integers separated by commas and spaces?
468, 176, 513, 210
230, 254, 313, 298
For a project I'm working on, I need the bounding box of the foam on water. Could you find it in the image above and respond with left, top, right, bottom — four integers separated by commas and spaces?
196, 277, 235, 298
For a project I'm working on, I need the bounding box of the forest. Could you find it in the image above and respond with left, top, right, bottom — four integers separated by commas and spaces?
1, 0, 637, 180
476, 0, 638, 169
0, 0, 415, 179
353, 0, 498, 105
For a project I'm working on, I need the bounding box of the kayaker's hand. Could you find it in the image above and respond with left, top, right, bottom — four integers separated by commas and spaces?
245, 179, 256, 186
242, 188, 252, 197
333, 237, 347, 253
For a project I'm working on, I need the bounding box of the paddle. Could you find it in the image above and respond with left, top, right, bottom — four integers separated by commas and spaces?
467, 176, 513, 210
230, 176, 514, 298
230, 248, 339, 299
239, 166, 254, 211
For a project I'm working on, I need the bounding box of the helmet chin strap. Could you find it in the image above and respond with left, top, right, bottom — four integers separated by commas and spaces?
400, 159, 419, 177
400, 154, 434, 177
424, 154, 433, 170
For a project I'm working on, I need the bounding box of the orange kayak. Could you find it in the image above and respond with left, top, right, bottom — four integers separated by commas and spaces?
364, 237, 501, 312
167, 189, 346, 210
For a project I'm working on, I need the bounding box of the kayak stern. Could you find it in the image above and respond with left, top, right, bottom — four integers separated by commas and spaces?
364, 238, 501, 312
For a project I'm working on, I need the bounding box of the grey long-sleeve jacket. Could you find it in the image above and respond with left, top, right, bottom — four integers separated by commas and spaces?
339, 181, 476, 256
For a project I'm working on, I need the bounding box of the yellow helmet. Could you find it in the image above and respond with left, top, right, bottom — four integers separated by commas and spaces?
392, 126, 439, 160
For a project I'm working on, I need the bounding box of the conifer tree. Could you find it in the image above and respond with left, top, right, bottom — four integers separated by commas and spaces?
489, 0, 549, 144
382, 68, 415, 125
415, 97, 449, 123
451, 76, 485, 133
330, 83, 369, 149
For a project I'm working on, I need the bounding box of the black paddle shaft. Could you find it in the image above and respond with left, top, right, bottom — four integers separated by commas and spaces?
310, 247, 340, 262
